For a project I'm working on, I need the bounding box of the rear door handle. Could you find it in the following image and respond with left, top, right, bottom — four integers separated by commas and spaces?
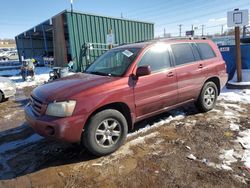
198, 64, 203, 69
167, 72, 174, 77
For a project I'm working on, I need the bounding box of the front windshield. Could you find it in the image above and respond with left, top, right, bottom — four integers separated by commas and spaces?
85, 48, 141, 77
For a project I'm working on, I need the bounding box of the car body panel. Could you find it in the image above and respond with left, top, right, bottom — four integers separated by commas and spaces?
133, 69, 178, 118
25, 39, 228, 143
174, 62, 204, 103
0, 77, 16, 98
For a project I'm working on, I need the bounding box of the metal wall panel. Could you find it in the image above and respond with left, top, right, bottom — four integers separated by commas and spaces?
16, 10, 154, 71
65, 11, 154, 71
15, 36, 53, 60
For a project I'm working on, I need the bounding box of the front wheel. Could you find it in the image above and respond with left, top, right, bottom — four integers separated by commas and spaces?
82, 109, 128, 156
195, 81, 218, 112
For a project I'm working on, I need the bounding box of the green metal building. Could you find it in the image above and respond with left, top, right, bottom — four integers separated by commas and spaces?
15, 10, 154, 71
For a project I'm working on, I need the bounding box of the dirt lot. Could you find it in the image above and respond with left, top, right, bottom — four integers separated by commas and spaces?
0, 86, 249, 188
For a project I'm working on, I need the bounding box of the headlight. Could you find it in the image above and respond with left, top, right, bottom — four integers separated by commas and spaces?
45, 100, 76, 117
49, 71, 55, 77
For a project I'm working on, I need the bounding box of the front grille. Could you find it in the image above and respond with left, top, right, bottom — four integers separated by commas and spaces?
30, 95, 43, 116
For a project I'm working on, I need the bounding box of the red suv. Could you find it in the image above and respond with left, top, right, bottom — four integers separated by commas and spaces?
25, 39, 228, 156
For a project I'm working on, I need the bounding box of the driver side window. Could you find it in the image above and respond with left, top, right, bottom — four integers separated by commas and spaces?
138, 47, 171, 73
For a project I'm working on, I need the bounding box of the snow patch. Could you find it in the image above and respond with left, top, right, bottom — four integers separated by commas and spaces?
230, 123, 240, 131
220, 88, 250, 104
211, 108, 222, 113
115, 132, 159, 156
219, 149, 238, 165
228, 70, 250, 85
128, 111, 185, 138
219, 122, 250, 169
237, 129, 250, 168
0, 67, 51, 89
219, 102, 247, 113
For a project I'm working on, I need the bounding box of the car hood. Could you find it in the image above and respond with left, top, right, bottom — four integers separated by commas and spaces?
32, 73, 118, 102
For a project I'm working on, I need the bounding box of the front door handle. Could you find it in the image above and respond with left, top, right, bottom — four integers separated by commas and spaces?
167, 72, 174, 77
198, 64, 203, 69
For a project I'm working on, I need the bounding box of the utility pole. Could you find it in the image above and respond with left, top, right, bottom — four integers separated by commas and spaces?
191, 24, 194, 37
201, 25, 205, 37
243, 25, 246, 37
235, 26, 242, 81
164, 28, 166, 37
234, 8, 242, 82
178, 24, 182, 37
221, 25, 224, 36
121, 13, 123, 19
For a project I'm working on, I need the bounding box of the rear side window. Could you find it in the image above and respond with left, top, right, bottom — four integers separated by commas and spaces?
196, 43, 216, 60
171, 43, 195, 66
138, 47, 171, 73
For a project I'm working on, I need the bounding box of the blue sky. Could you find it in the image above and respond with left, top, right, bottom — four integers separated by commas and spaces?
0, 0, 250, 39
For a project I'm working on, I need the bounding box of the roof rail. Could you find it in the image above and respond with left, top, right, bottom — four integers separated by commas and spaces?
156, 36, 207, 41
117, 36, 208, 47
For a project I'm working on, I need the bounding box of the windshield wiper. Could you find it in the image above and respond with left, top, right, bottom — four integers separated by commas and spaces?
88, 71, 114, 77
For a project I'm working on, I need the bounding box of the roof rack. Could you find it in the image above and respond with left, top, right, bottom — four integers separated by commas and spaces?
157, 36, 207, 41
117, 37, 207, 47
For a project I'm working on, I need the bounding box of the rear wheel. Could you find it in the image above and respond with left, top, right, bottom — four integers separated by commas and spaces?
195, 81, 218, 112
82, 109, 128, 156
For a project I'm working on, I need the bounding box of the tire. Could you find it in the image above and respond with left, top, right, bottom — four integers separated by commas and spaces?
82, 109, 128, 156
3, 57, 9, 61
195, 81, 218, 112
0, 91, 3, 102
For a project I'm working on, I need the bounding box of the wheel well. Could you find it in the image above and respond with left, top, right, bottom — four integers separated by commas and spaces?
205, 77, 221, 95
85, 102, 133, 131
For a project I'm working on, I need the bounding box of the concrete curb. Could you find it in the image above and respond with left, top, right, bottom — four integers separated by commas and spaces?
226, 82, 250, 89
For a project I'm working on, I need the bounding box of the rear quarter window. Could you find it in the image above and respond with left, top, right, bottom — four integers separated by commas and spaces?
196, 43, 216, 60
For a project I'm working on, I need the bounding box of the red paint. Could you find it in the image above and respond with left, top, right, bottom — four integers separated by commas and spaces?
25, 39, 228, 143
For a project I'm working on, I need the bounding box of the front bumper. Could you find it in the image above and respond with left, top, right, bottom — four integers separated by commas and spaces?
25, 105, 86, 143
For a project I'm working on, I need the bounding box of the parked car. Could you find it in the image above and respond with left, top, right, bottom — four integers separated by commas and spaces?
0, 50, 18, 61
25, 39, 228, 156
0, 77, 16, 102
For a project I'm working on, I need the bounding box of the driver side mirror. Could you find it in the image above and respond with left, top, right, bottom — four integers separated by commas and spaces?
136, 65, 151, 77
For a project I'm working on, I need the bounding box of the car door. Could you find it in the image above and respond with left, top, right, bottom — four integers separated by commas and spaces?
170, 43, 204, 103
133, 44, 178, 118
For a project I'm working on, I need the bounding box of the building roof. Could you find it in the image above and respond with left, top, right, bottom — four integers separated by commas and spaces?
16, 9, 154, 39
